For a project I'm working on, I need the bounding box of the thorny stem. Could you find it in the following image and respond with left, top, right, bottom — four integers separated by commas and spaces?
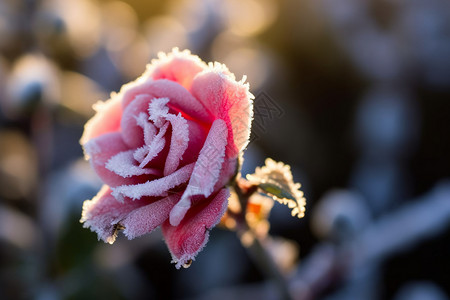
231, 180, 293, 300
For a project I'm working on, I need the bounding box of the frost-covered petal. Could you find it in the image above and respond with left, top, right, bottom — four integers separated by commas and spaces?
146, 97, 202, 176
181, 119, 208, 164
148, 97, 170, 128
112, 162, 195, 201
84, 132, 142, 187
122, 194, 180, 239
121, 79, 211, 123
169, 119, 228, 226
213, 157, 238, 193
136, 122, 169, 168
80, 185, 149, 244
191, 65, 254, 157
80, 95, 122, 146
162, 188, 230, 269
163, 113, 190, 176
144, 48, 208, 90
120, 95, 152, 148
135, 112, 157, 147
106, 150, 161, 178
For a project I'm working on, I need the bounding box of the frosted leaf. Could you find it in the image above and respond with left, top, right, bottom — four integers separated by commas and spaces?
247, 158, 306, 218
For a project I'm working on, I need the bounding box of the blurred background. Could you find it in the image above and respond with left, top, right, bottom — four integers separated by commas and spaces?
0, 0, 449, 299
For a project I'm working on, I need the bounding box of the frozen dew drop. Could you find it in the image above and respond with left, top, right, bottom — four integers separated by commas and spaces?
182, 259, 193, 268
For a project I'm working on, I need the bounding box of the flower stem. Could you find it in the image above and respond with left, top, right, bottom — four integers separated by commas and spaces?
246, 231, 293, 300
232, 180, 293, 300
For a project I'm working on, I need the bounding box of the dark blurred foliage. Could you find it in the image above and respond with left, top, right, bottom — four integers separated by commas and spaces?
0, 0, 449, 299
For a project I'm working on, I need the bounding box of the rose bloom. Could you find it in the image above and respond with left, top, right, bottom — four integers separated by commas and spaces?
80, 49, 253, 268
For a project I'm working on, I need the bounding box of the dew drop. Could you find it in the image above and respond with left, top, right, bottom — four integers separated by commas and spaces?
182, 259, 193, 268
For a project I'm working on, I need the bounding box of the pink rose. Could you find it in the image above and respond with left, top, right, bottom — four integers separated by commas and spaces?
80, 49, 253, 268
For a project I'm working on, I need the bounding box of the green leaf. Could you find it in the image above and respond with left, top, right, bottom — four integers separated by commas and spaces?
258, 182, 296, 201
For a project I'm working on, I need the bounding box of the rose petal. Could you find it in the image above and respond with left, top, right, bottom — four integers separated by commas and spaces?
162, 188, 230, 269
163, 113, 190, 176
120, 95, 153, 148
80, 185, 149, 244
146, 97, 199, 176
122, 194, 180, 239
111, 162, 195, 201
136, 122, 169, 168
80, 95, 122, 147
136, 112, 157, 146
121, 79, 211, 123
191, 66, 254, 157
169, 119, 228, 226
181, 119, 208, 164
144, 48, 208, 90
148, 97, 170, 128
213, 157, 238, 192
106, 150, 161, 178
84, 132, 142, 187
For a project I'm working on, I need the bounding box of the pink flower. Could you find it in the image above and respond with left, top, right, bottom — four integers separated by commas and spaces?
80, 49, 253, 268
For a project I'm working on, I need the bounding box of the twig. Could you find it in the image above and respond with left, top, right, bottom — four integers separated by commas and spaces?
232, 180, 293, 300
